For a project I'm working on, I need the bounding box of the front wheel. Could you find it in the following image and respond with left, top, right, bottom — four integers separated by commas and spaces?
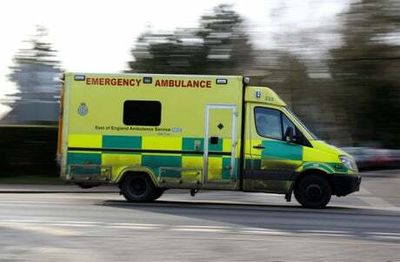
294, 175, 332, 208
120, 173, 157, 202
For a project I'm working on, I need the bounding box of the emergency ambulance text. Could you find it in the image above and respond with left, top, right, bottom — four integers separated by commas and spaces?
86, 77, 141, 87
155, 79, 211, 88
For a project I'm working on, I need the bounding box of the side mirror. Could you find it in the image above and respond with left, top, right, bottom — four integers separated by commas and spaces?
284, 126, 294, 143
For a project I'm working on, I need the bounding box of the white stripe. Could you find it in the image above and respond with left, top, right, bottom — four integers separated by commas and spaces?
300, 230, 349, 234
48, 223, 96, 227
371, 235, 400, 240
171, 227, 227, 233
241, 228, 291, 235
3, 219, 399, 241
369, 232, 400, 236
305, 233, 349, 237
56, 220, 100, 225
107, 225, 157, 230
3, 223, 78, 236
110, 222, 163, 227
174, 225, 229, 229
241, 230, 292, 236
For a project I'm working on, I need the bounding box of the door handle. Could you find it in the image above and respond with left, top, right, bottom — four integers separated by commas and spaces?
253, 145, 265, 149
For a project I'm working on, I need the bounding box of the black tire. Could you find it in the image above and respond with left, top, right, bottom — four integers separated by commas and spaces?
120, 173, 157, 202
294, 174, 332, 208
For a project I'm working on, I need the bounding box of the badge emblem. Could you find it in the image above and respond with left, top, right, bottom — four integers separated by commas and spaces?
78, 103, 88, 116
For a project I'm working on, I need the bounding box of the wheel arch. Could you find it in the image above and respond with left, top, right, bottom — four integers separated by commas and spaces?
294, 168, 336, 195
117, 166, 159, 188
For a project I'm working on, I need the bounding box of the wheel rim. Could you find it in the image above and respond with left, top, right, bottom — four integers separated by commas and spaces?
129, 178, 146, 196
305, 184, 322, 202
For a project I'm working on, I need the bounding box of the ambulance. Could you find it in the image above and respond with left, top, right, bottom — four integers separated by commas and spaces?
57, 73, 361, 208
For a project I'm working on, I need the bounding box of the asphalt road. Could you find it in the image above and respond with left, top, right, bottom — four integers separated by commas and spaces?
0, 170, 399, 262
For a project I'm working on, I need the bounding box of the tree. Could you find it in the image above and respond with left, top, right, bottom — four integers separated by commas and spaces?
128, 29, 205, 74
3, 25, 62, 124
196, 4, 253, 74
128, 4, 253, 75
329, 0, 400, 147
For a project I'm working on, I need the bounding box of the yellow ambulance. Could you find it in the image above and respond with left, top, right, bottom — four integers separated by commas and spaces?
57, 73, 361, 208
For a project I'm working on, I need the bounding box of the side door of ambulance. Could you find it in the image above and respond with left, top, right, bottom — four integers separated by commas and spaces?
243, 104, 304, 193
203, 104, 238, 186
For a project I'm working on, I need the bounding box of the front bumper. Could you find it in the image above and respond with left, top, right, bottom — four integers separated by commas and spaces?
331, 174, 361, 197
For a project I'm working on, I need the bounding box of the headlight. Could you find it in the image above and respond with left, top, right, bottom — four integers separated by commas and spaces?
340, 156, 357, 171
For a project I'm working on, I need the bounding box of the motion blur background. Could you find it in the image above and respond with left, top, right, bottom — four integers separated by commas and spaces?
0, 0, 399, 180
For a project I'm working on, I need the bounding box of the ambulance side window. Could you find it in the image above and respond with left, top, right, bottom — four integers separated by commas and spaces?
282, 113, 309, 146
282, 114, 298, 138
255, 107, 283, 140
255, 107, 311, 146
123, 100, 161, 126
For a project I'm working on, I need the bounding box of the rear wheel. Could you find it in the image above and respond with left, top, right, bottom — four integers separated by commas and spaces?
120, 173, 157, 202
294, 174, 332, 208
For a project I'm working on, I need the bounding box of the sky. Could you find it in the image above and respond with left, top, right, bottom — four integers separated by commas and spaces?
0, 0, 350, 118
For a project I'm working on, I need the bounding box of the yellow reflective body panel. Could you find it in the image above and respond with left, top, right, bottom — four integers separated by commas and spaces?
66, 73, 243, 137
60, 73, 244, 189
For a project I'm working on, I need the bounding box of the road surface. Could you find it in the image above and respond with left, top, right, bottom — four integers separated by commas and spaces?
0, 170, 399, 261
